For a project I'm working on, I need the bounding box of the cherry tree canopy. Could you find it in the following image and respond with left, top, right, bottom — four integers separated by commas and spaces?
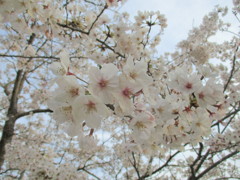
0, 0, 240, 179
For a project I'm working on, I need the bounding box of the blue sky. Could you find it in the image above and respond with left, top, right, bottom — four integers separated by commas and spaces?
119, 0, 236, 54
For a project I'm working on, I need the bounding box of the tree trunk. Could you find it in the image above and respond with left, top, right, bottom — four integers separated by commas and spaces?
0, 116, 17, 169
0, 70, 25, 169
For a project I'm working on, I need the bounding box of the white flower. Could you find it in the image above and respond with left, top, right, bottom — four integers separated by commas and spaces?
191, 108, 211, 137
123, 56, 152, 91
88, 64, 119, 103
189, 46, 209, 64
168, 66, 202, 94
89, 52, 105, 64
51, 104, 82, 136
52, 105, 74, 125
196, 78, 224, 107
178, 74, 202, 94
78, 134, 98, 153
130, 111, 156, 143
63, 120, 83, 137
113, 76, 138, 115
50, 50, 70, 76
72, 95, 110, 128
152, 97, 175, 124
52, 76, 84, 104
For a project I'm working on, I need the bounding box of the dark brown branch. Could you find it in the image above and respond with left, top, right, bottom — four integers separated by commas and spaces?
130, 152, 141, 179
57, 6, 125, 59
0, 168, 20, 174
58, 138, 72, 164
221, 114, 236, 134
58, 4, 107, 36
36, 39, 48, 53
57, 23, 88, 34
16, 109, 53, 119
215, 177, 240, 180
188, 143, 204, 179
143, 156, 153, 178
140, 151, 180, 179
0, 70, 26, 169
223, 46, 239, 92
233, 11, 240, 24
0, 54, 60, 60
115, 166, 123, 180
87, 4, 107, 34
194, 150, 210, 174
19, 170, 25, 179
7, 70, 24, 115
81, 168, 101, 180
56, 29, 125, 59
69, 56, 87, 60
142, 24, 152, 48
196, 151, 239, 179
84, 0, 103, 6
78, 161, 101, 180
96, 39, 125, 58
0, 54, 86, 61
211, 107, 240, 127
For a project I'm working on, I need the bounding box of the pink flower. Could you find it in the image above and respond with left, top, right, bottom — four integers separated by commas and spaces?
89, 64, 119, 103
113, 76, 138, 115
72, 95, 110, 128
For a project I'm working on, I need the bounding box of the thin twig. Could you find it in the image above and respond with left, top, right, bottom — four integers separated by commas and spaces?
196, 151, 239, 179
0, 54, 59, 60
223, 46, 239, 92
16, 109, 53, 119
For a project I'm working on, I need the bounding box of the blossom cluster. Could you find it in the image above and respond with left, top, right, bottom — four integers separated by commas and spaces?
49, 48, 227, 153
30, 0, 234, 154
207, 119, 240, 152
0, 0, 240, 179
0, 0, 239, 161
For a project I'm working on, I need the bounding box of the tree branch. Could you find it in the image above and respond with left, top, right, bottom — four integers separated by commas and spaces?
96, 39, 125, 58
87, 4, 107, 34
188, 143, 204, 180
57, 4, 107, 36
0, 70, 27, 169
129, 152, 141, 179
0, 54, 60, 60
141, 151, 180, 179
196, 151, 239, 179
194, 150, 210, 174
211, 107, 240, 127
7, 70, 23, 115
16, 109, 53, 119
223, 46, 239, 92
83, 168, 101, 180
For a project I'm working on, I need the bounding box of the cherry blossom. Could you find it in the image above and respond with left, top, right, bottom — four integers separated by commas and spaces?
50, 51, 70, 76
88, 63, 119, 104
72, 95, 110, 128
0, 0, 239, 179
123, 56, 152, 90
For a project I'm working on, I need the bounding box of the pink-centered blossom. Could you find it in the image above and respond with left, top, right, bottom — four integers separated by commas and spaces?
113, 76, 138, 115
168, 66, 202, 94
129, 111, 156, 144
89, 63, 119, 104
50, 51, 70, 76
123, 56, 152, 91
53, 76, 83, 104
72, 95, 110, 128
